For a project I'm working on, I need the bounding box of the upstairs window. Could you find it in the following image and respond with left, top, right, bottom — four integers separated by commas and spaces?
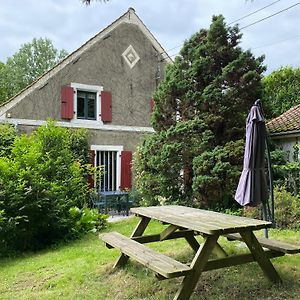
77, 91, 96, 120
61, 83, 112, 123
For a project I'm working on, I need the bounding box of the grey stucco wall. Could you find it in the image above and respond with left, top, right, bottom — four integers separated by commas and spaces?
7, 22, 167, 129
17, 124, 150, 152
273, 136, 300, 162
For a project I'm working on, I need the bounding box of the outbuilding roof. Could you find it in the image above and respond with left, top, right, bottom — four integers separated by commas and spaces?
267, 103, 300, 135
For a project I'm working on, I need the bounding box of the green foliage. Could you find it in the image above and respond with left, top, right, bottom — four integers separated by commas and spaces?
69, 207, 108, 236
242, 185, 300, 230
134, 119, 213, 206
0, 62, 8, 101
262, 66, 300, 118
0, 38, 68, 103
0, 124, 17, 156
275, 144, 300, 195
193, 140, 245, 207
273, 186, 300, 229
135, 15, 265, 208
0, 122, 93, 254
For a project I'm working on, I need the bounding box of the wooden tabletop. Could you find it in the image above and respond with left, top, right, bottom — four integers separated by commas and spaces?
131, 205, 272, 235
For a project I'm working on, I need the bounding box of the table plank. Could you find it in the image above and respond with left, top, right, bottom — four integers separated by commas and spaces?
131, 206, 271, 235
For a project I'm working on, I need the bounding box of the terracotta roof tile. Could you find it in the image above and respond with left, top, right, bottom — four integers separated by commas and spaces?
267, 104, 300, 134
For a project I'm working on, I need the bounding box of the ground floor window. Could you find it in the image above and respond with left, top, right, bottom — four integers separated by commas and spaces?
90, 145, 132, 192
96, 150, 118, 192
91, 145, 123, 192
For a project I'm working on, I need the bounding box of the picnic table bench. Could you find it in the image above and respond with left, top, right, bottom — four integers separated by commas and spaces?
101, 205, 300, 300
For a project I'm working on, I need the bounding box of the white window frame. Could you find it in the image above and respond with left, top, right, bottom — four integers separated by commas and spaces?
91, 145, 124, 191
71, 83, 104, 124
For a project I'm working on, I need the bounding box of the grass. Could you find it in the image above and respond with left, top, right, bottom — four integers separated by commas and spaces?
0, 217, 299, 300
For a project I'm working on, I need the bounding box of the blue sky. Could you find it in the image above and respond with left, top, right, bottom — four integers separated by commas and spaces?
1, 0, 300, 73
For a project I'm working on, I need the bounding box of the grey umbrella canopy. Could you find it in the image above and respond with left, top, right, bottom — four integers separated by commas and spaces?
235, 100, 269, 207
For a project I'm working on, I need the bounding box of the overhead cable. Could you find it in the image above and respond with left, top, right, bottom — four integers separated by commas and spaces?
160, 1, 300, 60
228, 0, 281, 25
240, 1, 300, 30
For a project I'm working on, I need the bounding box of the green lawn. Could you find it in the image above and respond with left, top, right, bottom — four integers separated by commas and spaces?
1, 217, 299, 300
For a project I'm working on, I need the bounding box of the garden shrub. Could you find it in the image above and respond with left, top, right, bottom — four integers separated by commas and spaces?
277, 144, 300, 196
0, 124, 17, 156
242, 186, 300, 230
69, 207, 108, 236
274, 186, 300, 229
0, 122, 106, 255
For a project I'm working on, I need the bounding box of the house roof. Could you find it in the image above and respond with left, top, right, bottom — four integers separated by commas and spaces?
267, 104, 300, 136
0, 8, 171, 118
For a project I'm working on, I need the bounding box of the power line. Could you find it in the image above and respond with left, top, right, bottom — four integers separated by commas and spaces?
228, 0, 281, 25
240, 1, 300, 30
160, 1, 300, 61
163, 0, 282, 56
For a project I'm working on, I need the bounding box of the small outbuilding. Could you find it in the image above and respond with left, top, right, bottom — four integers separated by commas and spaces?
267, 104, 300, 161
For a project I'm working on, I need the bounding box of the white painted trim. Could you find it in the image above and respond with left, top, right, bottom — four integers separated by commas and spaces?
91, 145, 123, 152
0, 8, 171, 118
0, 118, 155, 133
122, 45, 140, 69
70, 82, 103, 123
91, 145, 123, 192
70, 83, 103, 92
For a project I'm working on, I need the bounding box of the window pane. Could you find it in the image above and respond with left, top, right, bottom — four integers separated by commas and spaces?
77, 91, 96, 120
87, 97, 96, 119
77, 96, 85, 118
88, 92, 96, 100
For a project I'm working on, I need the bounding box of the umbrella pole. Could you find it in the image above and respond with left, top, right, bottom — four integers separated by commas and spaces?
262, 138, 274, 239
266, 138, 275, 224
262, 203, 269, 238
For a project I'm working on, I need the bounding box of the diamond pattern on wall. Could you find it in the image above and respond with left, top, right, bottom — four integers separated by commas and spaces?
122, 45, 140, 69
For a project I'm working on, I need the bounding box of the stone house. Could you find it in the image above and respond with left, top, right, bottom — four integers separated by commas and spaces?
267, 104, 300, 161
0, 8, 171, 192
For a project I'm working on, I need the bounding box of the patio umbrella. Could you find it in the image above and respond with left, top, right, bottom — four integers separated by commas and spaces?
235, 100, 272, 223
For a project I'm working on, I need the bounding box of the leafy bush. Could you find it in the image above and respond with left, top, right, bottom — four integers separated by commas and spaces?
242, 186, 300, 230
276, 144, 300, 196
274, 186, 300, 229
69, 207, 108, 236
0, 121, 104, 254
0, 124, 17, 156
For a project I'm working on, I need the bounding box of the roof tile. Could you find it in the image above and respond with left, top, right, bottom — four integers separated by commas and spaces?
267, 104, 300, 134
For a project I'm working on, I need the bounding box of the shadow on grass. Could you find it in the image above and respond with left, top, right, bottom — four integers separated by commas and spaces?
193, 263, 300, 300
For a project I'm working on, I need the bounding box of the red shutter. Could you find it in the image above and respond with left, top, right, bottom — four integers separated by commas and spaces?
61, 86, 74, 120
101, 91, 112, 122
150, 99, 155, 113
88, 150, 95, 189
120, 151, 132, 191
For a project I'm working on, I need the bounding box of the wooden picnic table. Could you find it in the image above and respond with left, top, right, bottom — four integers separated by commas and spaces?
101, 205, 299, 300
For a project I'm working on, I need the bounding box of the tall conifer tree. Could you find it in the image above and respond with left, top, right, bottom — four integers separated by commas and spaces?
135, 15, 266, 208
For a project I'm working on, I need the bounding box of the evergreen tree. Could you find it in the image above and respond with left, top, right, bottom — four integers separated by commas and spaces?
134, 15, 266, 208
